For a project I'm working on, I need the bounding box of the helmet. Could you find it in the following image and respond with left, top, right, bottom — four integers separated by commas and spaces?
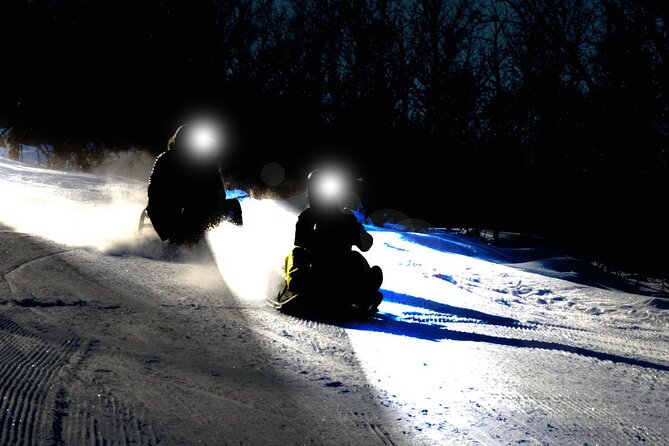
167, 125, 189, 152
307, 168, 348, 208
306, 169, 320, 197
168, 123, 222, 160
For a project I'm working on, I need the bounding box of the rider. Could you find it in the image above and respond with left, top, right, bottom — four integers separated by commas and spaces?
278, 168, 383, 317
147, 124, 242, 244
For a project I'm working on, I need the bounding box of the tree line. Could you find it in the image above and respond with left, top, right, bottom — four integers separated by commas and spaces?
1, 0, 667, 275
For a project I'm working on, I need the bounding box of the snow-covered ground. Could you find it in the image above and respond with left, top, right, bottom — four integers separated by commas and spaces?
0, 154, 668, 445
347, 229, 669, 444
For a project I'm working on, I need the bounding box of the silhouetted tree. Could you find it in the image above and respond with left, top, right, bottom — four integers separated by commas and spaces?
2, 0, 668, 274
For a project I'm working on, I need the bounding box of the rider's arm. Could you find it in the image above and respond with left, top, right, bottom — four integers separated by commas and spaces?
216, 165, 227, 197
352, 217, 373, 252
294, 209, 315, 250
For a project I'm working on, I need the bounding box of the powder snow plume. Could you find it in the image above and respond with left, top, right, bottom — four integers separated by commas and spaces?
0, 157, 152, 252
0, 155, 301, 298
206, 198, 298, 301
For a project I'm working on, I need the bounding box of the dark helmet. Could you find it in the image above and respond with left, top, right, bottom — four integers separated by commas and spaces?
306, 169, 321, 198
307, 168, 351, 209
167, 125, 188, 152
167, 124, 222, 160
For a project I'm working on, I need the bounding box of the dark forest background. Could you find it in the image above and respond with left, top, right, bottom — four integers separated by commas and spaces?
0, 0, 667, 276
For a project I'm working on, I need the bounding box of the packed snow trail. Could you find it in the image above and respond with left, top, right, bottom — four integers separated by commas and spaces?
0, 224, 407, 445
1, 155, 668, 444
344, 229, 669, 444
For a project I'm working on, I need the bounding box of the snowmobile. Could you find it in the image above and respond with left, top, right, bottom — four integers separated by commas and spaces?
268, 169, 383, 320
140, 123, 243, 244
137, 198, 242, 242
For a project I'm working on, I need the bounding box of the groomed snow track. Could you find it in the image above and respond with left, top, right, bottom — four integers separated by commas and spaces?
0, 226, 410, 445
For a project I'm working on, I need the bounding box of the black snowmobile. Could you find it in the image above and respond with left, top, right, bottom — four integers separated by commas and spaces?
269, 169, 383, 320
139, 124, 242, 244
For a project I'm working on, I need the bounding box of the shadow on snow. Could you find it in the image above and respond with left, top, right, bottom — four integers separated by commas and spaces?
341, 290, 669, 373
394, 230, 666, 298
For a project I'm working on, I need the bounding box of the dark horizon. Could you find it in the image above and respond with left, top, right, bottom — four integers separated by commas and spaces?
1, 0, 667, 276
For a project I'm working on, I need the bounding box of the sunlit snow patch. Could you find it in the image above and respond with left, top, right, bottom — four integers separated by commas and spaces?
0, 157, 147, 250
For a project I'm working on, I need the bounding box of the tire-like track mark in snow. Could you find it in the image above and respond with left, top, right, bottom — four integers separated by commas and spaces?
0, 315, 79, 446
0, 312, 158, 445
411, 314, 668, 365
394, 311, 669, 372
63, 392, 159, 446
352, 411, 396, 445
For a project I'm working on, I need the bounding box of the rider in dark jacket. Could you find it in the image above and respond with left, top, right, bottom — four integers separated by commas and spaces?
147, 125, 242, 243
278, 169, 383, 317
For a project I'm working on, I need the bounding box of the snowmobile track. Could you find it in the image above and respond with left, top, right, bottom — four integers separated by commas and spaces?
0, 315, 80, 446
402, 312, 661, 357
0, 313, 156, 446
352, 412, 396, 445
62, 391, 159, 446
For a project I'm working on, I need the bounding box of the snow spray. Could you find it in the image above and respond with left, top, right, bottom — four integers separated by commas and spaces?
0, 155, 300, 297
206, 198, 297, 301
0, 156, 154, 252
